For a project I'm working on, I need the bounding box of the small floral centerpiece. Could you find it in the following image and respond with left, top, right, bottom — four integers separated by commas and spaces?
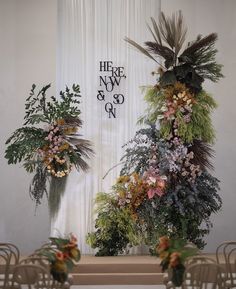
5, 84, 93, 216
39, 234, 81, 283
157, 236, 198, 286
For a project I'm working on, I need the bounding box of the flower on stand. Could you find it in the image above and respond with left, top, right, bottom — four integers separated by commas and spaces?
157, 236, 198, 286
39, 234, 81, 283
5, 84, 94, 214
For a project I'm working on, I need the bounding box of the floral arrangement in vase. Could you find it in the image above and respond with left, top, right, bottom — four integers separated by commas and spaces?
157, 236, 197, 286
5, 84, 93, 216
39, 234, 80, 283
87, 11, 223, 255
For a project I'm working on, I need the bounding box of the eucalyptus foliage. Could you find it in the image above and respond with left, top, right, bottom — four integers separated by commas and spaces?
122, 127, 221, 249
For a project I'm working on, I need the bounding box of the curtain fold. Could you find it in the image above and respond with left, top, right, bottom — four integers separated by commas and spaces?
53, 0, 161, 254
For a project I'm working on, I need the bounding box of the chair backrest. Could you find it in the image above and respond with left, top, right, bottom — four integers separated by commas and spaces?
186, 256, 216, 266
12, 264, 49, 289
0, 243, 20, 265
20, 256, 72, 289
0, 248, 11, 289
182, 262, 226, 289
0, 243, 20, 289
216, 241, 236, 286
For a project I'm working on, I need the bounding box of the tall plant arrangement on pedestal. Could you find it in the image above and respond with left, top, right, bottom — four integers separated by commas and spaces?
5, 84, 93, 217
87, 11, 223, 255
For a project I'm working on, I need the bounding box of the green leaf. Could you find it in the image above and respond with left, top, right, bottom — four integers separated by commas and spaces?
65, 258, 74, 271
160, 70, 176, 86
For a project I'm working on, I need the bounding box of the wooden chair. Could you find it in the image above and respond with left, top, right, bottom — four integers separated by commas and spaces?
20, 255, 72, 289
182, 262, 226, 289
164, 256, 221, 289
11, 263, 50, 289
0, 243, 20, 289
186, 256, 217, 266
0, 248, 11, 289
216, 241, 236, 288
0, 244, 20, 266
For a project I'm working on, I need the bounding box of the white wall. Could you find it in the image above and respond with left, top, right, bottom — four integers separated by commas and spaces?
0, 0, 235, 254
0, 0, 57, 254
161, 0, 236, 252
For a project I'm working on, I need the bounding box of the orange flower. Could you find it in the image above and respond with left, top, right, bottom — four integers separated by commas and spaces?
63, 127, 77, 135
169, 252, 181, 268
63, 252, 70, 260
57, 119, 65, 126
158, 236, 170, 251
56, 251, 64, 261
59, 143, 69, 151
117, 175, 130, 184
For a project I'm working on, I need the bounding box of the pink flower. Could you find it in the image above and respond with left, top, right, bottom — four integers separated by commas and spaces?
146, 176, 157, 186
164, 107, 175, 119
147, 187, 165, 199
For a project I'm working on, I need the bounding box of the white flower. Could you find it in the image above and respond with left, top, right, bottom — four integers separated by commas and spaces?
160, 105, 167, 112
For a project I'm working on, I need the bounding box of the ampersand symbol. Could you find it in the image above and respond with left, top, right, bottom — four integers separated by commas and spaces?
97, 90, 105, 101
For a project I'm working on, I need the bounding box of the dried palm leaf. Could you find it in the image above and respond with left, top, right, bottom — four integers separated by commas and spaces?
65, 136, 94, 171
190, 140, 215, 170
159, 11, 187, 55
147, 17, 162, 45
179, 33, 223, 82
125, 11, 187, 69
125, 37, 162, 66
145, 41, 175, 68
64, 116, 82, 127
180, 33, 217, 59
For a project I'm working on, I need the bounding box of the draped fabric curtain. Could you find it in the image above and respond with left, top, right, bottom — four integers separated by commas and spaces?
53, 0, 161, 254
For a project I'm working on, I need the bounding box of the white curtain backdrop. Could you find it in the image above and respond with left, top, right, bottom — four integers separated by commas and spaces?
52, 0, 161, 254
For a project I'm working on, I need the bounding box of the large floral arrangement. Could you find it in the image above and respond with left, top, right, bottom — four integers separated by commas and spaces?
157, 236, 197, 286
87, 11, 223, 255
5, 84, 93, 216
39, 234, 80, 283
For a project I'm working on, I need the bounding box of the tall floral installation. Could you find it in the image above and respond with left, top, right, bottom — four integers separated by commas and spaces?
5, 84, 93, 217
87, 11, 223, 256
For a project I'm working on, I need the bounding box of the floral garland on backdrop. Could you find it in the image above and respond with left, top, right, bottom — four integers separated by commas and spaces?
87, 11, 223, 256
5, 84, 93, 217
